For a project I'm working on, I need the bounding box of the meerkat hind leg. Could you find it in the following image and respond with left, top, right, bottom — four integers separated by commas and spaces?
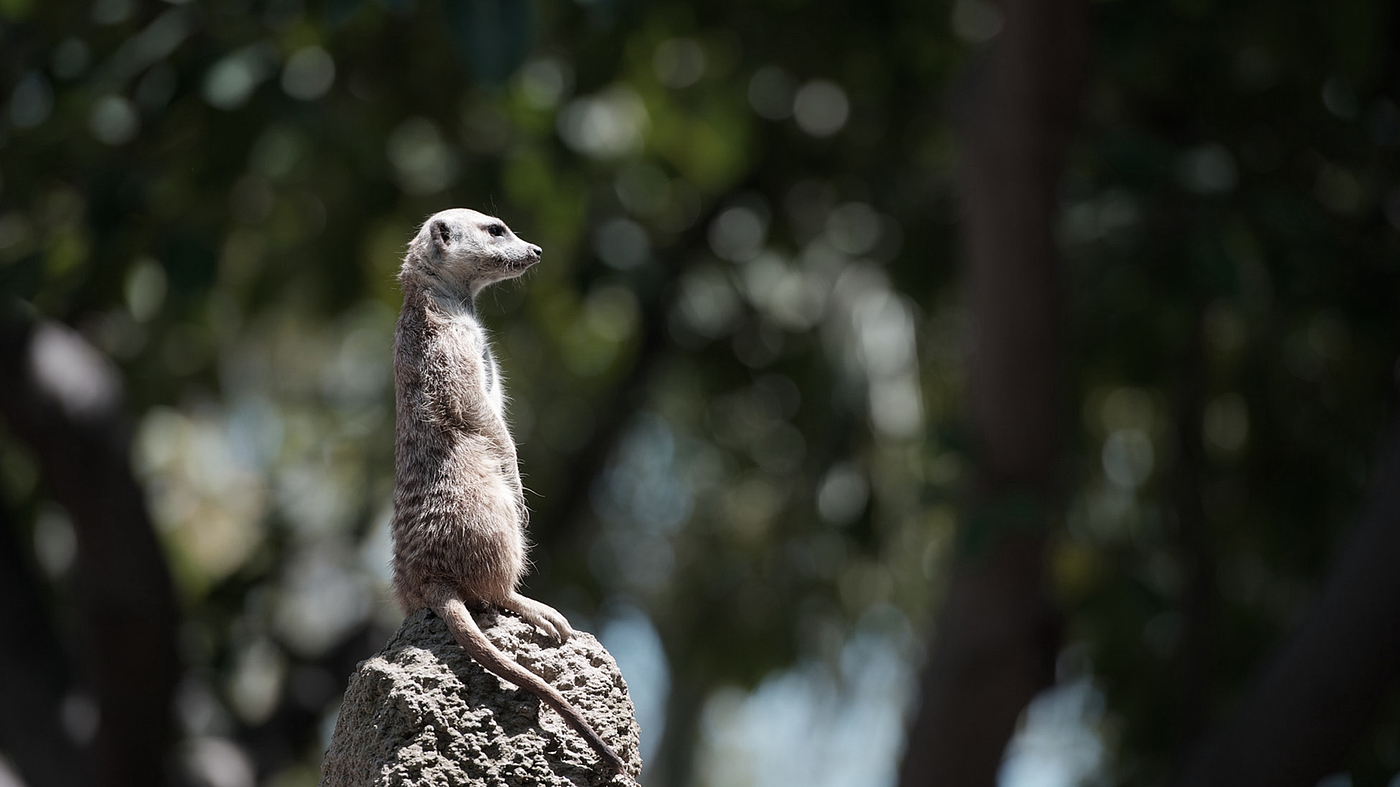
501, 593, 575, 642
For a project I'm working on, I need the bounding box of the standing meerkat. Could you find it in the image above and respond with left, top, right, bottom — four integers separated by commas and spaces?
391, 208, 628, 775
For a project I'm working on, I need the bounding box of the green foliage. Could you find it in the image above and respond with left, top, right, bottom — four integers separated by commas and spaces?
2, 0, 1399, 785
1064, 0, 1400, 781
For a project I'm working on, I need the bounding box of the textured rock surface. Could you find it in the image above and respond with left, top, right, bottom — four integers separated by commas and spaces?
320, 609, 641, 787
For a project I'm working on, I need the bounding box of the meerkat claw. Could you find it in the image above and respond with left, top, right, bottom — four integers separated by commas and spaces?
503, 594, 575, 642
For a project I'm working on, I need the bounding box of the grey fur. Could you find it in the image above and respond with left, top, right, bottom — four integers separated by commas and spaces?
391, 208, 629, 775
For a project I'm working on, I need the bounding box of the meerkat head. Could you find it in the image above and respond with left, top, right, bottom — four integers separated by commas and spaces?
403, 208, 542, 298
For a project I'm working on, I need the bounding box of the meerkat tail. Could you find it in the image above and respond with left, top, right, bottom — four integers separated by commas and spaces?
428, 588, 630, 775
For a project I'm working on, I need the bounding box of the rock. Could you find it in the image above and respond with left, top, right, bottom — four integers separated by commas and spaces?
320, 608, 642, 787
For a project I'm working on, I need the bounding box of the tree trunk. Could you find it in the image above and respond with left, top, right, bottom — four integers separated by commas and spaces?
898, 1, 1085, 784
0, 502, 95, 787
0, 314, 181, 787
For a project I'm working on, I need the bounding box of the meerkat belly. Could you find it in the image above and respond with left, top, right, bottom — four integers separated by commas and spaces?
393, 432, 526, 604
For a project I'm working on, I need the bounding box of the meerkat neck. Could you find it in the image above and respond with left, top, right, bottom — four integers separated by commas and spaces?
432, 288, 478, 319
406, 279, 478, 319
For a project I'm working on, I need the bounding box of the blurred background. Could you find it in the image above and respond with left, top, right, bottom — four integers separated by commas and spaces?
2, 0, 1400, 786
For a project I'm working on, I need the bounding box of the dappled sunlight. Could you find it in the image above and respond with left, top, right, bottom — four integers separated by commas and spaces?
558, 85, 651, 160
998, 677, 1110, 787
600, 604, 672, 767
695, 608, 915, 787
3, 0, 1400, 784
135, 406, 270, 587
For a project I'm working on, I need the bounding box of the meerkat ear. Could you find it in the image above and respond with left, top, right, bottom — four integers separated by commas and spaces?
429, 220, 453, 256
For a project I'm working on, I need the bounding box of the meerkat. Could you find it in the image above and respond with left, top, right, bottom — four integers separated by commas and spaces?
391, 208, 628, 775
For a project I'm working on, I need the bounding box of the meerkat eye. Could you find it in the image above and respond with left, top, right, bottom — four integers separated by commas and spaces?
486, 224, 506, 238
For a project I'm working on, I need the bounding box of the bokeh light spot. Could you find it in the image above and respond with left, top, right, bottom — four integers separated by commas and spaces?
793, 80, 849, 138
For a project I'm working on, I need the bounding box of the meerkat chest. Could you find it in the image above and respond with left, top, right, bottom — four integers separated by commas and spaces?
441, 311, 507, 421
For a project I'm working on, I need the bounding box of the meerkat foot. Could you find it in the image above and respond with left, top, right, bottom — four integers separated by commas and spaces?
501, 593, 575, 642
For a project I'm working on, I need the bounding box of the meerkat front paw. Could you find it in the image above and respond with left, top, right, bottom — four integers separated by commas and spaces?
502, 593, 575, 642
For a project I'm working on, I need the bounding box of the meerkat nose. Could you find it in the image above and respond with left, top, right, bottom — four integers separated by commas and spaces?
529, 244, 542, 259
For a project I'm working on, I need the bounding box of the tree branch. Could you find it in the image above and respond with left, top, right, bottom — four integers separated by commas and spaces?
1178, 419, 1400, 787
1169, 320, 1216, 767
